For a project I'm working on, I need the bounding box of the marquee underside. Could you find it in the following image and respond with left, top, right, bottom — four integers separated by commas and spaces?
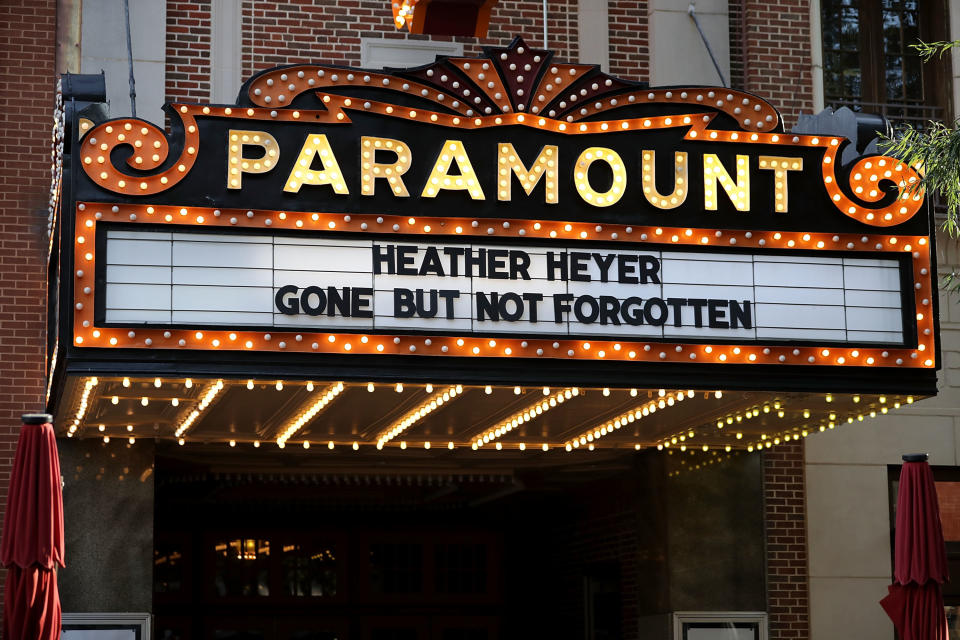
56, 374, 921, 455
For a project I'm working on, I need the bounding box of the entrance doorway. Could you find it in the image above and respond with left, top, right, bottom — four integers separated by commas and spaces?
152, 447, 646, 640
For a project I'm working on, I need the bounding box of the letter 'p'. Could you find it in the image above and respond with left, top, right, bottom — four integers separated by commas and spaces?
227, 130, 278, 189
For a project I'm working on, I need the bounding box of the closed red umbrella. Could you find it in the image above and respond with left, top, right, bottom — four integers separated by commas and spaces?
0, 413, 64, 640
880, 453, 949, 640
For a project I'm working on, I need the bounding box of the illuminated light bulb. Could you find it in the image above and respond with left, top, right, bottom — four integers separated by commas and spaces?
306, 382, 314, 392
111, 396, 119, 405
184, 379, 193, 389
514, 386, 522, 395
367, 383, 375, 392
825, 394, 833, 402
247, 379, 254, 390
602, 388, 610, 396
485, 385, 492, 394
122, 377, 130, 387
253, 441, 260, 448
171, 398, 179, 407
141, 397, 149, 407
396, 383, 403, 392
128, 437, 135, 444
327, 441, 334, 450
154, 378, 161, 388
426, 384, 433, 393
229, 440, 236, 447
276, 381, 283, 391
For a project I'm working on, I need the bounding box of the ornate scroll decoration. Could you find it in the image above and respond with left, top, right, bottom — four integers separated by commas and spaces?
820, 149, 923, 227
79, 106, 200, 196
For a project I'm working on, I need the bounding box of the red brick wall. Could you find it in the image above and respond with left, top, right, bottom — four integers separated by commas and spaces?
742, 0, 814, 129
166, 0, 213, 103
608, 1, 649, 83
0, 0, 57, 619
240, 0, 579, 81
937, 481, 960, 541
764, 443, 809, 640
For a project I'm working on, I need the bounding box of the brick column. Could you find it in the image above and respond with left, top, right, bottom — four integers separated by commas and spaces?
608, 0, 649, 83
0, 0, 57, 621
742, 0, 814, 129
166, 0, 213, 103
763, 442, 810, 640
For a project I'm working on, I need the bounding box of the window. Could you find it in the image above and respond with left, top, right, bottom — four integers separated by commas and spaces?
435, 543, 487, 594
154, 541, 184, 593
369, 543, 424, 594
820, 0, 951, 124
281, 542, 338, 597
213, 538, 271, 597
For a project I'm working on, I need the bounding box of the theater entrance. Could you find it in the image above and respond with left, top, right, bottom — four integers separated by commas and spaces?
151, 440, 765, 640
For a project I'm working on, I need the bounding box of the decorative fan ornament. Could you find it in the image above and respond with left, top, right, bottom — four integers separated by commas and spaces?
241, 37, 780, 128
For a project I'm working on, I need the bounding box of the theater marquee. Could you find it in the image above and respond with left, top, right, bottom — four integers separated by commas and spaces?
58, 37, 937, 393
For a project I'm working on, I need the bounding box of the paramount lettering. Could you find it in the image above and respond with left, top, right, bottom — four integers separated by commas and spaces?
229, 130, 803, 212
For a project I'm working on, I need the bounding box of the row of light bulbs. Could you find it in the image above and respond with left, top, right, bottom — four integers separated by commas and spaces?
473, 388, 579, 448
277, 382, 345, 447
72, 377, 920, 455
66, 377, 98, 437
743, 395, 916, 452
377, 385, 462, 448
174, 380, 223, 438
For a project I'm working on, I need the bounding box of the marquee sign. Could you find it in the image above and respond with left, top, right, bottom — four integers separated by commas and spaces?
60, 38, 937, 390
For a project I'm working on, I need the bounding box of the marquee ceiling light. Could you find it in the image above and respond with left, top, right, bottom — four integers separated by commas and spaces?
57, 377, 917, 452
376, 384, 463, 448
66, 376, 97, 437
276, 382, 345, 447
174, 379, 223, 438
472, 387, 578, 449
71, 201, 935, 370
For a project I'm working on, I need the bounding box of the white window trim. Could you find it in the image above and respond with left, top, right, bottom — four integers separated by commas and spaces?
672, 611, 768, 640
360, 38, 463, 70
62, 612, 151, 640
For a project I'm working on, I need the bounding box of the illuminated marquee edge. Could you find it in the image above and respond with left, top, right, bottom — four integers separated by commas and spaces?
71, 201, 936, 368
